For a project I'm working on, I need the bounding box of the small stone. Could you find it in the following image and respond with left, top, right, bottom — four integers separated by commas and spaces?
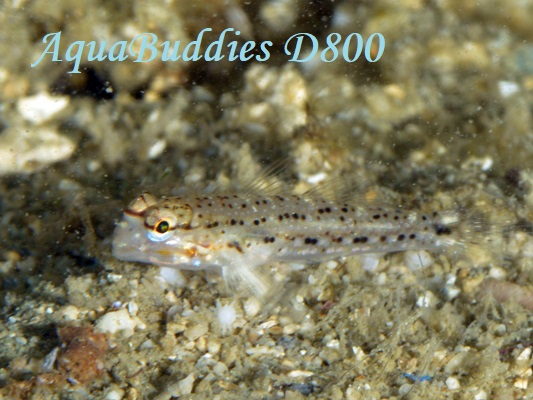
514, 378, 528, 389
416, 290, 438, 308
59, 305, 80, 321
207, 338, 221, 355
404, 251, 434, 270
446, 377, 461, 390
96, 309, 137, 337
105, 388, 125, 400
167, 373, 195, 396
517, 348, 532, 361
489, 266, 507, 280
474, 390, 488, 400
184, 320, 208, 341
17, 92, 69, 124
158, 267, 186, 286
212, 361, 229, 377
0, 126, 76, 175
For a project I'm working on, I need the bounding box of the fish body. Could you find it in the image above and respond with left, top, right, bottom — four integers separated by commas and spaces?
112, 191, 462, 295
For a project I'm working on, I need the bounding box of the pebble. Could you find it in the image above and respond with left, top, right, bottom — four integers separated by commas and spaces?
96, 309, 137, 337
158, 267, 186, 286
105, 388, 125, 400
416, 290, 438, 308
445, 352, 469, 374
498, 81, 520, 98
184, 320, 208, 341
244, 297, 261, 318
207, 338, 221, 356
361, 254, 380, 272
489, 266, 507, 280
404, 250, 434, 270
155, 373, 196, 399
474, 390, 488, 400
17, 92, 69, 124
514, 377, 529, 389
446, 376, 461, 390
517, 348, 532, 361
59, 305, 80, 321
0, 126, 76, 175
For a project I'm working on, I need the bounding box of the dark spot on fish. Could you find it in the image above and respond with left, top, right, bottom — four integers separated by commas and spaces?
227, 241, 244, 253
434, 224, 451, 235
305, 237, 318, 245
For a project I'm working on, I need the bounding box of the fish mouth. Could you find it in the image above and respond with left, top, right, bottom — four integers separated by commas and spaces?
111, 217, 146, 262
111, 214, 191, 266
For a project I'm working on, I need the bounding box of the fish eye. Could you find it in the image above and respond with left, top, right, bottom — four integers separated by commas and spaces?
155, 219, 170, 234
148, 218, 174, 242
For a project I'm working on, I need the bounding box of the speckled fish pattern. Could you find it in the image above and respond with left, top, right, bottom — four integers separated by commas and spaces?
112, 191, 461, 296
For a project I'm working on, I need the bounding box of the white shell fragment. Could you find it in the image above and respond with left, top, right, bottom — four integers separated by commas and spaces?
0, 126, 76, 175
95, 308, 137, 337
446, 376, 461, 390
17, 92, 69, 124
404, 250, 434, 270
160, 373, 196, 398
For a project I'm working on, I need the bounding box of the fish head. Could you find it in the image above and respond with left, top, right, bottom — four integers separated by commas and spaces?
112, 192, 210, 269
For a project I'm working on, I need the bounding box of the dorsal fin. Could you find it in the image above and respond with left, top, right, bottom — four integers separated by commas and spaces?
238, 158, 294, 197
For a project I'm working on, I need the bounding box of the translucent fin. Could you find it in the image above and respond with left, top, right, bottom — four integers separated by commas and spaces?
238, 158, 295, 197
302, 178, 404, 210
221, 260, 273, 299
432, 205, 517, 257
301, 174, 352, 201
